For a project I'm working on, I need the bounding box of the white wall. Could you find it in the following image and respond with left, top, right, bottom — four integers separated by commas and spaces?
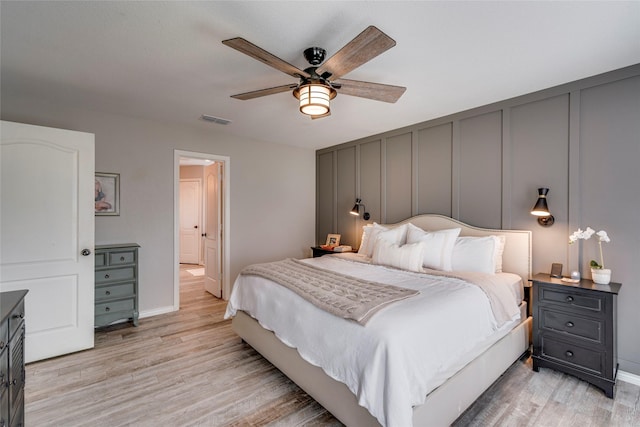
1, 95, 316, 314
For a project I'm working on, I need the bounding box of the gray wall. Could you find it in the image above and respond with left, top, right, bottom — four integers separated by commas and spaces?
2, 95, 316, 315
316, 64, 640, 376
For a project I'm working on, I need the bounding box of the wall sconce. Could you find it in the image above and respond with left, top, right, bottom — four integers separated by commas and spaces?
530, 187, 555, 227
350, 198, 370, 220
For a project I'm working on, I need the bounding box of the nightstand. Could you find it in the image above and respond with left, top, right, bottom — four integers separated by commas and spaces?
531, 273, 621, 398
311, 246, 355, 257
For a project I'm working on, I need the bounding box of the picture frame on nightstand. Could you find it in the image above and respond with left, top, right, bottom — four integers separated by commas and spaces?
325, 234, 341, 246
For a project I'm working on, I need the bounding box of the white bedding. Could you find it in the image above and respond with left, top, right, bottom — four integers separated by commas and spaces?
224, 254, 522, 427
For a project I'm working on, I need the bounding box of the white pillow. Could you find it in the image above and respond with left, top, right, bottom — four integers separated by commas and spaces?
405, 224, 461, 271
451, 236, 503, 274
358, 223, 388, 257
376, 223, 408, 246
494, 235, 506, 273
371, 239, 426, 273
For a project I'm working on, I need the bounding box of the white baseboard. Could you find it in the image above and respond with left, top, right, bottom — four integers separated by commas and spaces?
618, 370, 640, 387
139, 306, 176, 319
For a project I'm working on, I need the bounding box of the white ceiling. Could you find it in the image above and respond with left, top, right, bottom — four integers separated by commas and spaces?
2, 1, 639, 150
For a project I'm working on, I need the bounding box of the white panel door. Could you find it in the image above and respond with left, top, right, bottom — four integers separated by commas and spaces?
0, 120, 95, 363
204, 163, 221, 298
179, 179, 201, 264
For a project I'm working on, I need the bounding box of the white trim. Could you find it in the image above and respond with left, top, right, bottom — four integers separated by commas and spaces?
618, 370, 640, 387
139, 306, 175, 319
174, 150, 231, 312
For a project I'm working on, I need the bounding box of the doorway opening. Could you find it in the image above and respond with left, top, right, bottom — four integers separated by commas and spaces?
174, 150, 231, 311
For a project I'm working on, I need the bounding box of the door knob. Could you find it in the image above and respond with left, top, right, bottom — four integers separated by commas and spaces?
194, 225, 198, 229
81, 249, 91, 256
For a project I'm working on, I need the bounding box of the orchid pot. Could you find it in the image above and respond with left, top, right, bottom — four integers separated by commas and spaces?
591, 268, 612, 285
569, 227, 612, 285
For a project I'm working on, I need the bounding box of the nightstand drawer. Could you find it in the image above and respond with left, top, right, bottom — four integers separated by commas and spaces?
95, 283, 135, 302
540, 309, 602, 343
539, 287, 604, 313
95, 267, 135, 284
540, 335, 603, 375
95, 298, 135, 316
109, 251, 136, 265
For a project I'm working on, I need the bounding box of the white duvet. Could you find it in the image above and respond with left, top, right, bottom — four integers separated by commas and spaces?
224, 254, 522, 427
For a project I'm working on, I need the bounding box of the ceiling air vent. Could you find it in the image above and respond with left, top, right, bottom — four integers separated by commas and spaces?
200, 114, 232, 125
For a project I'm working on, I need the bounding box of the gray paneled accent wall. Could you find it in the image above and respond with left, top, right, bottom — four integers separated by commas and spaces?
316, 64, 640, 376
416, 124, 452, 217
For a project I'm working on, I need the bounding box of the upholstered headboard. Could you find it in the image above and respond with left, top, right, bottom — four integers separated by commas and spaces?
382, 214, 532, 282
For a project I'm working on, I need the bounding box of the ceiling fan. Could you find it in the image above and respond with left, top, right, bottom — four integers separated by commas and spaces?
222, 26, 406, 119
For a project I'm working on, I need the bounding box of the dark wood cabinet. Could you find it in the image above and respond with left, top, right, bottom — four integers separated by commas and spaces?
1, 290, 28, 427
532, 273, 620, 398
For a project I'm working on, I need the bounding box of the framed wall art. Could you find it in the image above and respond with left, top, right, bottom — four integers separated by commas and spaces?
95, 172, 120, 216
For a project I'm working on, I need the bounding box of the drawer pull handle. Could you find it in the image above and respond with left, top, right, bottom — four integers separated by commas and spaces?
566, 321, 574, 328
120, 256, 125, 262
565, 350, 574, 358
12, 313, 24, 320
566, 296, 574, 303
104, 274, 110, 279
105, 307, 110, 312
105, 291, 111, 296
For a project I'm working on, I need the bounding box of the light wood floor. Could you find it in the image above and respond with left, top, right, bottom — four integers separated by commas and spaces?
25, 265, 640, 426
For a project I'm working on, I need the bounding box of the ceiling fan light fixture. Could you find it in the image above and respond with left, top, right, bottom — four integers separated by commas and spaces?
294, 83, 336, 117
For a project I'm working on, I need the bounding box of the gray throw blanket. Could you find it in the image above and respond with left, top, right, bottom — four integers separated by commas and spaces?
240, 258, 419, 325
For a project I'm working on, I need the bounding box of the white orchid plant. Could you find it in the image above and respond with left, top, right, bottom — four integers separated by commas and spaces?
569, 227, 611, 269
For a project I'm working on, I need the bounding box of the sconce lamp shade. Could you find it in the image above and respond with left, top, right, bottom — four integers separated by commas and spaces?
531, 187, 554, 226
350, 198, 370, 221
350, 200, 361, 216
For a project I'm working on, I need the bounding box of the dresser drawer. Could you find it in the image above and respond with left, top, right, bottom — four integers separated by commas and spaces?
95, 298, 135, 316
0, 320, 7, 351
95, 267, 135, 284
539, 286, 604, 313
95, 283, 135, 302
540, 334, 604, 375
109, 251, 136, 266
6, 301, 24, 342
95, 252, 106, 267
0, 389, 8, 427
540, 309, 602, 343
0, 346, 7, 388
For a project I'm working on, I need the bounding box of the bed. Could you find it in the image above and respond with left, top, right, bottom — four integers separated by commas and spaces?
225, 214, 532, 426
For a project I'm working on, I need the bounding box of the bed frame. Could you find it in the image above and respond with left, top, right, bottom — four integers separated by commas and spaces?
232, 214, 532, 426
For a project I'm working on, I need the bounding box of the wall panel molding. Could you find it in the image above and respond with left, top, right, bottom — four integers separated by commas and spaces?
316, 64, 640, 375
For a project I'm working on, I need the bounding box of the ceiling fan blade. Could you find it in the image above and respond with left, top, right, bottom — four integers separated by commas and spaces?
334, 79, 406, 103
316, 26, 396, 80
231, 84, 298, 100
223, 37, 310, 79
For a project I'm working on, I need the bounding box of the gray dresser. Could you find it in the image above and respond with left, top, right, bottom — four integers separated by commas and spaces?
95, 244, 140, 328
1, 290, 27, 427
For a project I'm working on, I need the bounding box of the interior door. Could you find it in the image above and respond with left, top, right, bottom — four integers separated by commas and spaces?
179, 179, 201, 264
0, 120, 95, 363
204, 163, 221, 298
